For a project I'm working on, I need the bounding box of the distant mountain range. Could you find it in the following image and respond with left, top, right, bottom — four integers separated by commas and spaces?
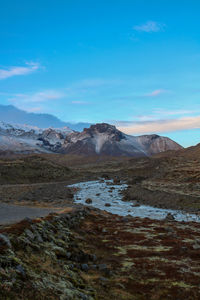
0, 105, 91, 131
0, 121, 183, 156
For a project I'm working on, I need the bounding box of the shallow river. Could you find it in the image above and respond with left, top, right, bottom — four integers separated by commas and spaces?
68, 180, 200, 223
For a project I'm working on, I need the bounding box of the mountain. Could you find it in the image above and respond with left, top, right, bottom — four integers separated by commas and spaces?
182, 143, 200, 158
59, 123, 183, 156
136, 134, 182, 155
0, 121, 183, 156
0, 121, 73, 153
0, 105, 91, 131
166, 142, 200, 159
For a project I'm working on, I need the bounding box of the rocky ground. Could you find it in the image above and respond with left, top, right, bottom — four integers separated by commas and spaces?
0, 182, 75, 207
0, 155, 72, 184
1, 153, 200, 299
79, 209, 200, 300
0, 207, 200, 299
121, 156, 200, 213
1, 153, 200, 213
0, 207, 96, 300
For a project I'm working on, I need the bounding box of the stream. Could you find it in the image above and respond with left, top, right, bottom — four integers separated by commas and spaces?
68, 180, 200, 223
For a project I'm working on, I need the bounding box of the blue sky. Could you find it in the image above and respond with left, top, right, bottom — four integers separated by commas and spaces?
0, 0, 200, 146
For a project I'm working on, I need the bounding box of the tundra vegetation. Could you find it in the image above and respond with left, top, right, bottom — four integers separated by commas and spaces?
0, 150, 200, 299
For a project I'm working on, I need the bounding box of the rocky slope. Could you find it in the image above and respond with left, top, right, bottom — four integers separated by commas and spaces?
136, 134, 182, 155
0, 121, 182, 156
0, 121, 73, 153
172, 142, 200, 159
0, 208, 97, 300
60, 123, 182, 156
1, 206, 200, 300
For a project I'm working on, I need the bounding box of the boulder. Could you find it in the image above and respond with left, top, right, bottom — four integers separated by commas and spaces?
165, 213, 175, 222
85, 198, 93, 204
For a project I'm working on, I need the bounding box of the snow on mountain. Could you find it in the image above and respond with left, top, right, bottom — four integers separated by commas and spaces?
0, 121, 73, 153
0, 135, 45, 153
60, 123, 183, 156
0, 121, 182, 156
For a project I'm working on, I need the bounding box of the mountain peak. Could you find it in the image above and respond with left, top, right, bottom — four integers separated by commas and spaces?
61, 123, 182, 156
0, 121, 182, 156
82, 123, 125, 143
84, 123, 117, 133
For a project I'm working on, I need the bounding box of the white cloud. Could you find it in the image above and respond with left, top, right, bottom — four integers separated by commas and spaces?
116, 115, 200, 135
145, 89, 167, 97
153, 109, 197, 116
9, 90, 64, 104
134, 21, 165, 33
135, 109, 197, 122
0, 62, 40, 80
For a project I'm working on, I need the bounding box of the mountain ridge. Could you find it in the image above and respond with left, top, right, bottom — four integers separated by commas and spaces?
0, 121, 183, 156
60, 123, 183, 156
0, 104, 92, 131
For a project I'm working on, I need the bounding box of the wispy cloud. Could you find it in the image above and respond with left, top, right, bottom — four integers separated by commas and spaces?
153, 109, 197, 117
63, 78, 123, 101
9, 90, 64, 104
24, 107, 43, 113
116, 115, 200, 135
7, 90, 64, 114
0, 62, 40, 80
145, 89, 168, 97
133, 21, 165, 33
69, 78, 123, 90
135, 109, 198, 122
71, 100, 89, 105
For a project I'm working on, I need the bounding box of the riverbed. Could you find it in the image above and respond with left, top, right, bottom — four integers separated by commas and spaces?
69, 180, 200, 222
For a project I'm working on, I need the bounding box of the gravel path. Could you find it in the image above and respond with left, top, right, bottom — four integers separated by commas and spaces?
0, 203, 57, 225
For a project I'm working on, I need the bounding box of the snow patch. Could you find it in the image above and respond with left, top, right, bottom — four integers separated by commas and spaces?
94, 133, 110, 153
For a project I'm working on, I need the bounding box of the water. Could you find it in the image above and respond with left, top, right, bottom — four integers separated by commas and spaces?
68, 180, 200, 223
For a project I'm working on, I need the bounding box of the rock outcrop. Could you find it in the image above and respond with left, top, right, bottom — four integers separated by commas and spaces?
0, 208, 96, 299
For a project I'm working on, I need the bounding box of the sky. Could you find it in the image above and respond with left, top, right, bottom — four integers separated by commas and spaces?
0, 0, 200, 147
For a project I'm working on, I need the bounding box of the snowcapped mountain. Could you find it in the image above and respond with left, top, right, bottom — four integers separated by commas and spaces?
0, 121, 73, 153
0, 121, 182, 155
60, 123, 183, 156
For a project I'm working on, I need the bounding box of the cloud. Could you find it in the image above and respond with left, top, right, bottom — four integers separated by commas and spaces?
135, 109, 199, 122
25, 107, 43, 112
133, 21, 165, 33
9, 90, 64, 104
64, 78, 123, 101
7, 90, 64, 114
145, 89, 167, 97
0, 62, 40, 80
153, 109, 197, 116
116, 115, 200, 135
71, 100, 89, 105
69, 78, 123, 90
